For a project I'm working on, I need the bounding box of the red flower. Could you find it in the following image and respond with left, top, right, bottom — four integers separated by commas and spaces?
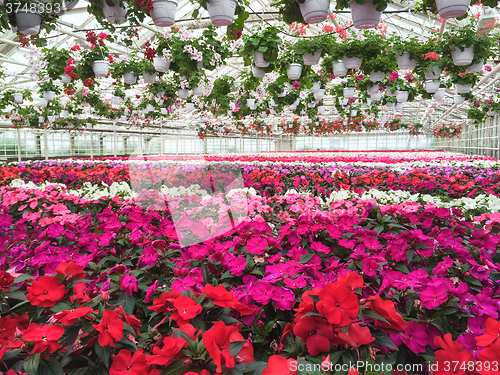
293, 316, 335, 355
145, 336, 187, 366
148, 290, 181, 313
203, 321, 237, 373
26, 276, 65, 307
70, 44, 80, 51
476, 318, 500, 347
477, 341, 500, 375
22, 323, 64, 354
110, 349, 149, 375
433, 334, 476, 375
115, 306, 141, 335
317, 282, 359, 327
172, 295, 202, 321
71, 281, 92, 304
262, 355, 298, 375
0, 271, 14, 291
93, 310, 124, 347
365, 295, 407, 332
334, 323, 375, 349
54, 307, 93, 325
229, 324, 255, 364
55, 261, 86, 282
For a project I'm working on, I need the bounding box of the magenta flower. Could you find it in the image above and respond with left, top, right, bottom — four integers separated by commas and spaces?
271, 287, 296, 310
284, 276, 307, 289
362, 259, 380, 276
230, 257, 247, 277
420, 285, 447, 309
401, 322, 428, 353
246, 236, 268, 254
120, 274, 138, 295
457, 333, 485, 360
432, 256, 453, 276
144, 280, 158, 303
250, 281, 275, 304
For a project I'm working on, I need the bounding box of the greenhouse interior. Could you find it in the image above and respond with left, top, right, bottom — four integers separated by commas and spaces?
2, 0, 500, 374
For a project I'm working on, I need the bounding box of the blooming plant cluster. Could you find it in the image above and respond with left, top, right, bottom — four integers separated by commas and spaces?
434, 123, 462, 139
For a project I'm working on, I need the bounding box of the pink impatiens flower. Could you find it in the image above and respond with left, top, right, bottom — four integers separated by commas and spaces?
420, 285, 448, 309
120, 274, 139, 295
401, 322, 428, 353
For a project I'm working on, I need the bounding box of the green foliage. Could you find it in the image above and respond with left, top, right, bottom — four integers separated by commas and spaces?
293, 34, 333, 57
37, 78, 61, 96
42, 47, 72, 80
335, 0, 394, 11
238, 25, 283, 66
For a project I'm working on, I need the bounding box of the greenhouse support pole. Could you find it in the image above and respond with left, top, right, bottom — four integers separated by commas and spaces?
113, 122, 117, 157
17, 128, 22, 162
90, 130, 94, 159
160, 128, 164, 155
44, 128, 48, 160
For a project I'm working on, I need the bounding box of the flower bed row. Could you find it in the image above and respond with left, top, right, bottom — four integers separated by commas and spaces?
1, 185, 500, 374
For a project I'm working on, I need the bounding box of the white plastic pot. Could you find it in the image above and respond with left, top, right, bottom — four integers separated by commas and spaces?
102, 0, 128, 24
253, 51, 270, 68
371, 92, 383, 101
270, 108, 276, 115
433, 88, 446, 101
424, 66, 442, 80
60, 110, 70, 117
451, 46, 474, 67
192, 87, 203, 96
396, 90, 409, 103
397, 52, 417, 70
317, 106, 325, 114
343, 87, 355, 98
436, 0, 469, 19
314, 89, 325, 100
121, 115, 128, 121
178, 89, 189, 98
425, 80, 440, 93
112, 96, 122, 105
92, 61, 109, 77
246, 99, 255, 108
307, 102, 316, 108
150, 0, 177, 27
161, 108, 169, 115
60, 74, 72, 83
386, 88, 396, 97
454, 95, 465, 104
386, 102, 395, 109
299, 0, 330, 24
143, 72, 156, 83
350, 110, 357, 117
13, 93, 23, 103
456, 83, 472, 93
467, 61, 484, 73
303, 50, 321, 66
287, 64, 303, 80
270, 98, 277, 107
395, 103, 404, 111
206, 0, 238, 27
340, 98, 349, 106
348, 0, 381, 29
332, 61, 348, 77
39, 116, 45, 123
186, 103, 195, 111
197, 61, 203, 69
47, 116, 56, 123
153, 56, 171, 72
227, 110, 233, 117
146, 104, 155, 112
123, 72, 137, 85
370, 71, 385, 82
343, 56, 363, 70
277, 91, 286, 98
15, 11, 42, 35
43, 91, 56, 101
367, 84, 379, 96
310, 82, 321, 94
252, 65, 265, 78
260, 112, 267, 119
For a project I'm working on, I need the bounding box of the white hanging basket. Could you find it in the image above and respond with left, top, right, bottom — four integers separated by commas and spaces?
246, 98, 255, 107
308, 102, 316, 108
343, 87, 355, 98
92, 61, 109, 77
60, 73, 72, 83
395, 103, 404, 111
253, 51, 270, 68
314, 89, 325, 100
396, 90, 409, 103
367, 84, 379, 96
396, 52, 417, 70
15, 11, 42, 35
433, 88, 446, 101
161, 108, 169, 115
277, 91, 287, 98
39, 98, 48, 108
371, 92, 383, 101
451, 46, 474, 67
252, 65, 265, 78
303, 50, 321, 66
350, 110, 357, 117
343, 56, 363, 70
206, 0, 238, 26
317, 106, 325, 114
332, 61, 348, 77
13, 93, 23, 103
123, 72, 137, 85
47, 115, 56, 123
227, 110, 233, 117
153, 56, 171, 72
150, 0, 178, 27
310, 82, 321, 94
270, 108, 276, 115
369, 71, 385, 82
340, 98, 349, 106
348, 0, 381, 29
192, 87, 203, 96
454, 95, 465, 104
39, 116, 45, 123
424, 66, 442, 80
121, 115, 128, 121
436, 0, 469, 19
102, 0, 128, 24
178, 89, 189, 98
112, 96, 122, 105
386, 88, 396, 97
298, 0, 330, 24
386, 102, 395, 109
287, 64, 303, 80
43, 91, 56, 101
456, 83, 472, 93
143, 72, 156, 83
425, 80, 440, 93
60, 110, 70, 117
186, 103, 195, 111
467, 61, 484, 73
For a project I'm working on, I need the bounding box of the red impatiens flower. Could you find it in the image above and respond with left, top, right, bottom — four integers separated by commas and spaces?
145, 336, 187, 366
148, 290, 181, 313
293, 316, 335, 355
54, 307, 93, 325
317, 282, 359, 327
22, 323, 64, 354
0, 271, 14, 291
26, 276, 65, 307
173, 295, 202, 320
476, 317, 500, 347
114, 306, 141, 335
229, 324, 255, 365
92, 310, 124, 347
334, 323, 375, 349
365, 295, 408, 332
203, 321, 238, 373
433, 334, 476, 375
54, 261, 86, 282
262, 355, 298, 375
71, 281, 92, 304
477, 341, 500, 374
109, 349, 149, 375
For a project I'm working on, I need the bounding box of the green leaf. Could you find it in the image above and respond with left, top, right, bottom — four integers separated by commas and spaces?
5, 291, 27, 300
230, 341, 247, 356
38, 359, 64, 375
95, 342, 111, 369
173, 328, 192, 343
50, 302, 72, 313
362, 309, 390, 325
234, 361, 269, 374
1, 348, 21, 361
160, 359, 189, 375
24, 353, 41, 375
297, 359, 322, 375
371, 329, 397, 350
300, 254, 314, 264
116, 294, 135, 315
192, 8, 199, 18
